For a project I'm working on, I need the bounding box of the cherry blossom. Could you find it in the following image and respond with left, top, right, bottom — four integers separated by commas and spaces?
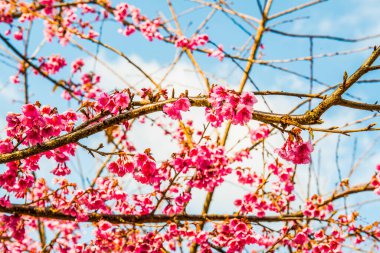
206, 85, 257, 127
276, 129, 314, 164
163, 97, 191, 120
208, 44, 225, 61
250, 124, 270, 141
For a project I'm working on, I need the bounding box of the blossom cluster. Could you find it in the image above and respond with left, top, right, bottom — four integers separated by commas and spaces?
206, 85, 258, 127
10, 54, 67, 84
162, 186, 192, 215
108, 152, 168, 189
276, 131, 314, 164
63, 61, 103, 100
71, 58, 85, 73
212, 219, 260, 252
303, 195, 334, 219
234, 163, 296, 217
163, 97, 191, 120
93, 91, 131, 115
0, 104, 78, 197
250, 123, 270, 142
6, 104, 77, 145
0, 1, 13, 24
1, 215, 25, 241
174, 34, 209, 51
38, 55, 67, 75
174, 144, 232, 191
114, 2, 163, 41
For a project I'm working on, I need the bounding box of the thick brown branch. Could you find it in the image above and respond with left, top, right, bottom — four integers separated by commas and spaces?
0, 205, 308, 224
0, 184, 374, 224
0, 97, 322, 165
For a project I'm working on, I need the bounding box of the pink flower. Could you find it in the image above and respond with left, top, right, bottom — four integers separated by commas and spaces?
293, 232, 308, 245
250, 124, 270, 142
276, 138, 314, 164
0, 139, 14, 154
114, 3, 129, 22
14, 30, 23, 40
71, 59, 84, 73
87, 30, 99, 39
0, 196, 11, 207
175, 34, 209, 51
119, 25, 136, 36
114, 92, 130, 110
240, 92, 258, 106
175, 97, 191, 111
163, 98, 190, 120
51, 163, 71, 176
314, 230, 325, 240
179, 145, 232, 191
94, 91, 130, 115
371, 165, 380, 195
139, 19, 163, 41
134, 153, 158, 184
233, 104, 253, 125
98, 220, 112, 231
22, 104, 40, 118
1, 215, 25, 241
10, 75, 20, 84
212, 219, 256, 252
108, 158, 134, 177
39, 55, 67, 75
206, 85, 257, 127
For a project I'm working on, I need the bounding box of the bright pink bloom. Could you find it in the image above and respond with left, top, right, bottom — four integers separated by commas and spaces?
108, 157, 134, 177
139, 19, 162, 41
71, 59, 85, 73
174, 145, 231, 191
371, 165, 380, 195
51, 163, 71, 176
250, 124, 270, 142
114, 3, 129, 22
94, 91, 130, 115
39, 55, 67, 75
98, 220, 112, 231
206, 85, 257, 127
163, 98, 190, 120
175, 34, 209, 51
276, 138, 314, 164
1, 215, 25, 241
119, 25, 136, 36
22, 104, 40, 118
212, 219, 257, 252
14, 30, 23, 40
0, 139, 13, 154
294, 232, 308, 245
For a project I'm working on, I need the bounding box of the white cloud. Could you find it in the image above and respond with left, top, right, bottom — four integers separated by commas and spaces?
83, 52, 207, 95
0, 81, 22, 101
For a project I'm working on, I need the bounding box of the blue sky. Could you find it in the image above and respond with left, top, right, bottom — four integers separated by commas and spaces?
0, 0, 380, 250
